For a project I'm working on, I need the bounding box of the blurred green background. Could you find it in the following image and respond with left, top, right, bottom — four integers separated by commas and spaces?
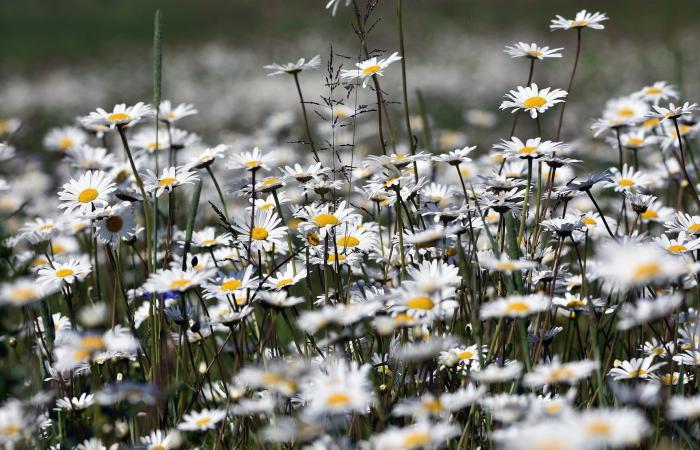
3, 0, 699, 68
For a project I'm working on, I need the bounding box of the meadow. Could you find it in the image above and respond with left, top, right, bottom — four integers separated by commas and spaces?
1, 1, 700, 449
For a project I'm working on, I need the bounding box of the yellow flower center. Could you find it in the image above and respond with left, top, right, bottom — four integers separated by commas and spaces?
548, 366, 575, 381
505, 301, 530, 313
689, 224, 700, 233
245, 160, 262, 168
642, 117, 660, 128
640, 210, 658, 219
617, 178, 635, 187
314, 213, 339, 227
519, 146, 538, 154
153, 445, 166, 450
55, 268, 74, 278
586, 421, 611, 436
220, 279, 242, 291
668, 244, 687, 253
458, 351, 474, 360
495, 261, 516, 271
627, 137, 644, 146
201, 239, 217, 246
105, 216, 124, 233
617, 107, 635, 117
262, 177, 280, 186
327, 253, 346, 264
403, 431, 431, 447
645, 87, 663, 95
422, 399, 443, 413
628, 369, 647, 377
632, 262, 661, 281
393, 313, 415, 323
169, 279, 191, 289
158, 177, 177, 187
571, 19, 589, 27
361, 65, 382, 75
9, 287, 37, 303
522, 96, 547, 108
251, 227, 269, 240
58, 137, 74, 150
78, 188, 99, 203
337, 236, 360, 247
406, 296, 434, 310
276, 278, 294, 287
527, 50, 543, 58
2, 424, 20, 437
195, 417, 212, 427
326, 392, 351, 406
107, 112, 130, 122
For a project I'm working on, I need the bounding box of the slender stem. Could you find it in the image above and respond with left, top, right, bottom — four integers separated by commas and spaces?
673, 117, 700, 211
556, 28, 582, 141
292, 72, 320, 163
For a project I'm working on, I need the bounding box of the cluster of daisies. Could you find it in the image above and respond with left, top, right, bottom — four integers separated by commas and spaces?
1, 5, 700, 450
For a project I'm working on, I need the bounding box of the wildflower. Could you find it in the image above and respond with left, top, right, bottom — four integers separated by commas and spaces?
605, 164, 648, 192
633, 81, 678, 104
0, 278, 51, 306
654, 232, 700, 255
190, 227, 231, 249
500, 83, 567, 119
82, 102, 153, 128
300, 360, 373, 418
158, 100, 198, 123
480, 254, 537, 273
431, 146, 475, 165
550, 9, 608, 31
264, 55, 321, 75
142, 166, 199, 197
473, 361, 523, 384
43, 126, 88, 151
37, 259, 92, 288
504, 42, 563, 59
58, 170, 116, 215
523, 357, 598, 387
143, 268, 214, 293
493, 137, 565, 159
263, 263, 307, 290
140, 429, 181, 450
618, 295, 684, 331
481, 294, 549, 319
667, 395, 700, 420
371, 421, 459, 450
648, 101, 697, 121
187, 144, 229, 169
228, 146, 274, 171
178, 408, 227, 431
233, 209, 287, 252
573, 409, 649, 448
55, 393, 95, 412
340, 52, 402, 88
94, 202, 136, 245
608, 356, 665, 380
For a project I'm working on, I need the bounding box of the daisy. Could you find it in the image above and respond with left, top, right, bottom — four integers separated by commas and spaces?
665, 212, 700, 235
601, 97, 649, 125
523, 357, 598, 387
140, 429, 180, 450
372, 421, 459, 450
94, 202, 136, 245
617, 294, 683, 330
405, 259, 462, 295
82, 102, 153, 128
43, 126, 88, 151
158, 100, 198, 123
264, 55, 321, 75
55, 393, 95, 412
190, 227, 231, 249
186, 144, 229, 169
233, 209, 287, 252
66, 145, 117, 171
667, 395, 700, 420
500, 83, 567, 119
437, 344, 486, 371
229, 146, 274, 172
37, 259, 92, 288
493, 137, 565, 159
0, 278, 51, 306
648, 101, 697, 121
481, 294, 549, 319
504, 42, 563, 60
142, 268, 214, 293
300, 360, 373, 418
280, 162, 330, 183
654, 232, 700, 255
202, 266, 259, 300
550, 10, 608, 31
595, 241, 689, 290
296, 201, 359, 238
334, 223, 379, 253
431, 146, 475, 166
260, 291, 305, 308
58, 170, 116, 215
340, 52, 403, 88
480, 254, 537, 274
263, 262, 307, 290
178, 408, 227, 431
633, 81, 678, 105
142, 166, 198, 197
573, 409, 649, 448
392, 385, 483, 419
605, 164, 648, 192
608, 356, 665, 380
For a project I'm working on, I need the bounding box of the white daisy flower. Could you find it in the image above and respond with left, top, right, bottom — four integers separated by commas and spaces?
37, 259, 92, 288
480, 294, 550, 319
82, 102, 153, 128
504, 42, 563, 60
499, 83, 567, 119
264, 55, 321, 76
177, 408, 227, 431
158, 100, 198, 123
142, 166, 199, 198
57, 170, 116, 215
340, 52, 402, 88
43, 126, 88, 151
550, 9, 608, 31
